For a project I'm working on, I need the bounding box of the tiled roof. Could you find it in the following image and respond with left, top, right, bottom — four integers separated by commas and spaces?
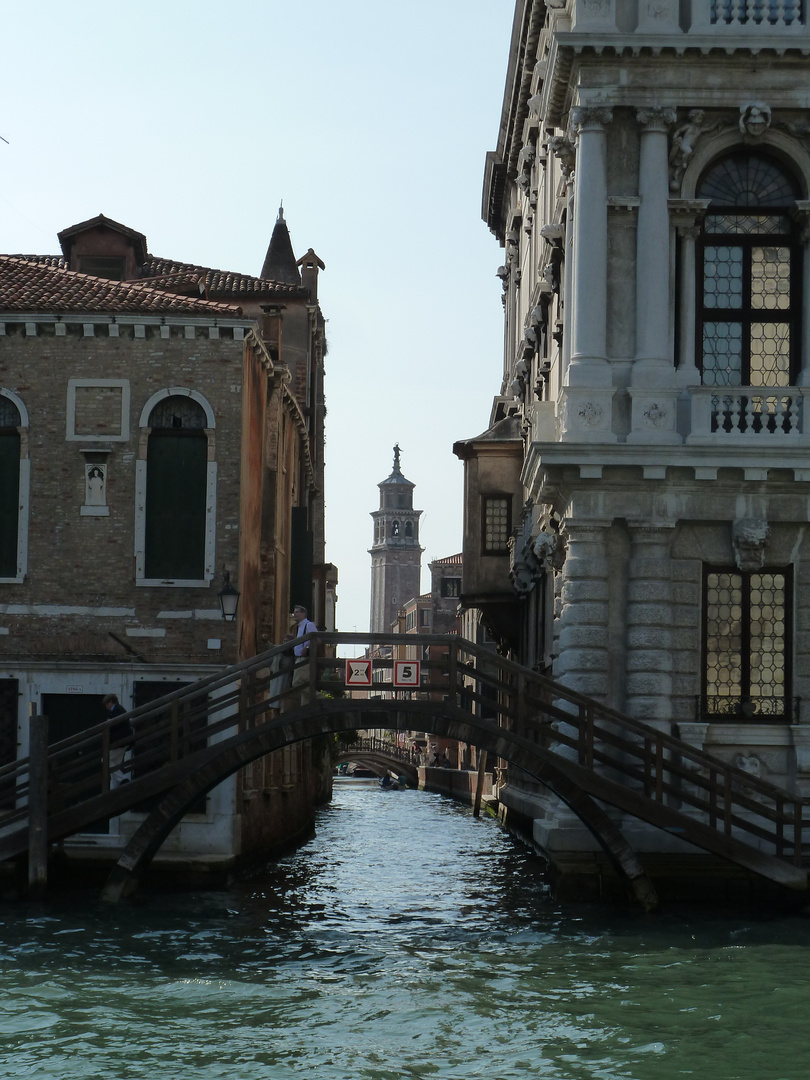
0, 256, 242, 316
433, 553, 463, 564
142, 257, 308, 298
10, 253, 308, 300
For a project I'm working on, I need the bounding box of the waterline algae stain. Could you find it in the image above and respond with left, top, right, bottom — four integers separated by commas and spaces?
0, 783, 808, 1079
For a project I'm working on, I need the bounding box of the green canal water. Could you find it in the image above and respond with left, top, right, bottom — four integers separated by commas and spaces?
1, 779, 809, 1080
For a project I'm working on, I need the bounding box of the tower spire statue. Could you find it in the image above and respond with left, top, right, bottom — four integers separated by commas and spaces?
368, 445, 424, 633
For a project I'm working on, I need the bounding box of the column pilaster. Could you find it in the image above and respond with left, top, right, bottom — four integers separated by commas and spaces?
561, 106, 616, 443
670, 199, 711, 388
629, 107, 681, 445
791, 201, 810, 387
625, 523, 675, 730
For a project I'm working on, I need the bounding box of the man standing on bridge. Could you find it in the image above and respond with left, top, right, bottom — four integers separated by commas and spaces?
291, 604, 318, 704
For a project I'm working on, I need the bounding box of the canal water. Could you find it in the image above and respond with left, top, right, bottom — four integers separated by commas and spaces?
1, 780, 809, 1080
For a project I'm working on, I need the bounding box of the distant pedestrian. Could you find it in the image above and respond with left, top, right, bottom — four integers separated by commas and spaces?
103, 693, 131, 787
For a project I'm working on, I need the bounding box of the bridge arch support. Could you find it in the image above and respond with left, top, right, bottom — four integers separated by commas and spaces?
101, 699, 659, 910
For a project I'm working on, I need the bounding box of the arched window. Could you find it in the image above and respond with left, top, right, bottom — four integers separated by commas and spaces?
0, 392, 28, 583
391, 520, 400, 537
136, 390, 215, 585
697, 153, 801, 389
405, 521, 413, 539
0, 396, 21, 578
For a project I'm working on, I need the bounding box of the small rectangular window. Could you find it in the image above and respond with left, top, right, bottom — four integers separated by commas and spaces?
78, 256, 126, 280
441, 577, 461, 598
482, 497, 511, 555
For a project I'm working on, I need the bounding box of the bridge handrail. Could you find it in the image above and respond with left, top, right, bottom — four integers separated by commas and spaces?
1, 632, 808, 877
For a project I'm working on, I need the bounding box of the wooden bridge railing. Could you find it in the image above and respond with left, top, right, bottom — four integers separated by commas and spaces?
0, 632, 808, 876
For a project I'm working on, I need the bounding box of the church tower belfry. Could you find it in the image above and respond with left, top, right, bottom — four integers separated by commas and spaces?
369, 445, 423, 633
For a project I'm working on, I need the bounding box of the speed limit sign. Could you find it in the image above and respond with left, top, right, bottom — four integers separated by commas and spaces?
393, 660, 420, 688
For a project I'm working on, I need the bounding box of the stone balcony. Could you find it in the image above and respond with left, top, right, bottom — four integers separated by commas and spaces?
564, 0, 806, 35
686, 385, 810, 446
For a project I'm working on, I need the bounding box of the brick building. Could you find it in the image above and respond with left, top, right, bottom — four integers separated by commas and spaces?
0, 210, 336, 874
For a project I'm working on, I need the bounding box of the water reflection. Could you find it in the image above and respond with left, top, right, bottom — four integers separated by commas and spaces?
0, 780, 808, 1079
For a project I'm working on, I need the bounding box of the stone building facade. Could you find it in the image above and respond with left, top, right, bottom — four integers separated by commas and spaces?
456, 1, 810, 874
0, 210, 335, 874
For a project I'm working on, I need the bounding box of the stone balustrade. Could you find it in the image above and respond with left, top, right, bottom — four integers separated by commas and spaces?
687, 385, 809, 443
566, 0, 807, 34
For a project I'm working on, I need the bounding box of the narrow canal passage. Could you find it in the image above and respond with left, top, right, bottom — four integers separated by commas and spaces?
1, 780, 809, 1079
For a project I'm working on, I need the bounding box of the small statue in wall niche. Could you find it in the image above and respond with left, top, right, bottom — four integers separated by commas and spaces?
85, 464, 106, 506
669, 109, 706, 191
739, 102, 772, 139
731, 517, 769, 572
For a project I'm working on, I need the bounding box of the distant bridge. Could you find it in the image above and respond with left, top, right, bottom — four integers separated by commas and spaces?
0, 632, 808, 909
335, 736, 419, 785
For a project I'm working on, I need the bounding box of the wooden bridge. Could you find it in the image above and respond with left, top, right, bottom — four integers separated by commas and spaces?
1, 632, 808, 908
335, 736, 420, 785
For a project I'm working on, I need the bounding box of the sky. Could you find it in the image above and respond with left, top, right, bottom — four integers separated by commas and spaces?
1, 0, 514, 639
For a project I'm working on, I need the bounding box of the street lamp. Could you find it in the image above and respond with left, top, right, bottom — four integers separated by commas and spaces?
218, 571, 240, 621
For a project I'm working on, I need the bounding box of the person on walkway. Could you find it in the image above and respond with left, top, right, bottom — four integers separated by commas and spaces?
103, 693, 131, 787
269, 633, 296, 712
291, 604, 318, 704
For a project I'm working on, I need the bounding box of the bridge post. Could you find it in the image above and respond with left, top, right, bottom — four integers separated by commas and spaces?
473, 750, 488, 818
28, 703, 49, 899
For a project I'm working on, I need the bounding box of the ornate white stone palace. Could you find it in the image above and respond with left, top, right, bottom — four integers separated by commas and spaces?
455, 0, 810, 886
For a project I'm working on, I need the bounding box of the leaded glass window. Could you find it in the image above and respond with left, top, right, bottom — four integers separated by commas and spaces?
697, 154, 801, 391
703, 567, 791, 721
482, 497, 511, 555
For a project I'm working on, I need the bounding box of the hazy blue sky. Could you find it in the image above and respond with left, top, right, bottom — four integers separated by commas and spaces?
1, 0, 513, 638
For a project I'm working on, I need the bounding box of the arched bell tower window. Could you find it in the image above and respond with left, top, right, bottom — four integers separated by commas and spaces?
697, 153, 801, 388
0, 392, 28, 583
135, 389, 216, 586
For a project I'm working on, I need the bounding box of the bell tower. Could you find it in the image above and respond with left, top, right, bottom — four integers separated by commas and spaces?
369, 445, 423, 633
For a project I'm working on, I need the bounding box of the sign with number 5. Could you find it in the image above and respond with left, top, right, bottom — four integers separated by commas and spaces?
393, 660, 420, 688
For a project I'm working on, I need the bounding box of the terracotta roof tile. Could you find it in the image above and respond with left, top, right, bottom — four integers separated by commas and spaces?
141, 256, 308, 298
0, 256, 242, 317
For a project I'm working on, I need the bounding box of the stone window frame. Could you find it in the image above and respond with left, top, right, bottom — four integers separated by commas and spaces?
695, 154, 802, 390
678, 130, 810, 385
701, 563, 793, 723
66, 378, 130, 442
134, 387, 217, 588
0, 389, 29, 585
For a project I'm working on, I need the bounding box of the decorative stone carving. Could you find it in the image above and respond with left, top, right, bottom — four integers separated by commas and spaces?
739, 102, 771, 138
577, 401, 603, 428
540, 222, 565, 246
637, 106, 677, 132
735, 754, 762, 779
731, 518, 769, 572
534, 531, 567, 572
669, 109, 707, 191
548, 135, 576, 178
642, 402, 667, 428
571, 105, 613, 131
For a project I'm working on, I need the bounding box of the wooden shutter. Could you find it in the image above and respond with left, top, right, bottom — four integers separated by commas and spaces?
145, 433, 207, 579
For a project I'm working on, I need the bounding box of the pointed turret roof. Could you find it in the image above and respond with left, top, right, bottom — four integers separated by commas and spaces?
260, 205, 301, 285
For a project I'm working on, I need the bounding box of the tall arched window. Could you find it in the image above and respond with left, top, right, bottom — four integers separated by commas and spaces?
138, 392, 214, 583
0, 391, 28, 584
0, 396, 21, 578
697, 153, 801, 389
